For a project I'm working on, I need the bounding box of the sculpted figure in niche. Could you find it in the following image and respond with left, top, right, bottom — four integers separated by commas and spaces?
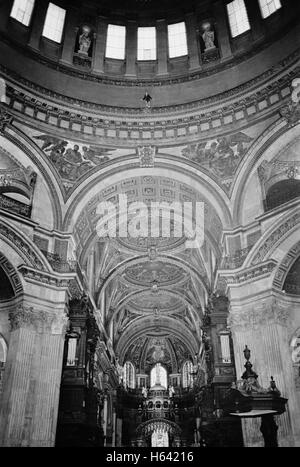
202, 22, 216, 51
78, 26, 92, 55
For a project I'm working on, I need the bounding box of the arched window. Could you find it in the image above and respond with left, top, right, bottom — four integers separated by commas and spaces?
150, 363, 167, 388
123, 361, 135, 389
182, 361, 193, 388
0, 335, 7, 397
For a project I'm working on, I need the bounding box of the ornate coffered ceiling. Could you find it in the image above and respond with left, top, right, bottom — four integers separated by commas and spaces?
124, 261, 187, 286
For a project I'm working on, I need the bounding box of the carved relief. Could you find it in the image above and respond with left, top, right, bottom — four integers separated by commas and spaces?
138, 146, 156, 168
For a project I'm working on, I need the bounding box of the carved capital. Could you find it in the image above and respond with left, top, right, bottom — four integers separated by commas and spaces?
9, 304, 68, 335
228, 299, 289, 332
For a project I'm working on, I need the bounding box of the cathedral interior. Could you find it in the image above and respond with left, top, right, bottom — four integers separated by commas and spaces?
0, 0, 299, 448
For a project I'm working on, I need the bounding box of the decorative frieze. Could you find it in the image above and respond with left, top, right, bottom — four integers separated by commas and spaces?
9, 304, 68, 334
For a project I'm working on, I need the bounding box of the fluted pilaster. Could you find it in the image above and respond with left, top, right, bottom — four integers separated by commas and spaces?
228, 297, 300, 447
0, 303, 68, 447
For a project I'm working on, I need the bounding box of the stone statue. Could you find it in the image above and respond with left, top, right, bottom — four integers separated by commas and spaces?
79, 27, 92, 55
202, 24, 216, 51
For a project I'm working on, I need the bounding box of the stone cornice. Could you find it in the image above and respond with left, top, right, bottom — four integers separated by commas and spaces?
18, 265, 74, 289
9, 303, 68, 334
216, 260, 277, 292
0, 52, 299, 145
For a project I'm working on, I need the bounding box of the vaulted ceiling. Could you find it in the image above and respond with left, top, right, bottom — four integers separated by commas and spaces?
78, 173, 222, 371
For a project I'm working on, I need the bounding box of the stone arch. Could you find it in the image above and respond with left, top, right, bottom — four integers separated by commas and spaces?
0, 252, 23, 298
273, 241, 300, 293
232, 119, 298, 225
116, 316, 198, 364
244, 205, 300, 267
63, 162, 232, 233
0, 218, 50, 273
0, 126, 64, 230
97, 254, 209, 303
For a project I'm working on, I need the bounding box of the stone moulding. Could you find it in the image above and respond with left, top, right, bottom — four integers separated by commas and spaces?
0, 49, 298, 140
18, 265, 74, 289
217, 260, 277, 290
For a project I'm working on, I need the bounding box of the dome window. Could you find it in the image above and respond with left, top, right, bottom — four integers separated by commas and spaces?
168, 22, 188, 59
42, 3, 66, 43
259, 0, 282, 19
227, 0, 251, 38
137, 27, 156, 61
105, 24, 126, 60
10, 0, 35, 27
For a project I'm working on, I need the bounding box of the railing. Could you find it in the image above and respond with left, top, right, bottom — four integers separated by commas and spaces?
0, 194, 31, 218
222, 246, 253, 269
41, 250, 77, 274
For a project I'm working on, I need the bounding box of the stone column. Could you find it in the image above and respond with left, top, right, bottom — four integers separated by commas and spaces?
0, 303, 68, 447
245, 0, 265, 43
185, 13, 201, 71
213, 0, 233, 60
0, 0, 13, 30
92, 17, 108, 74
60, 8, 79, 65
125, 20, 137, 78
156, 19, 168, 76
27, 0, 49, 51
228, 296, 300, 447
